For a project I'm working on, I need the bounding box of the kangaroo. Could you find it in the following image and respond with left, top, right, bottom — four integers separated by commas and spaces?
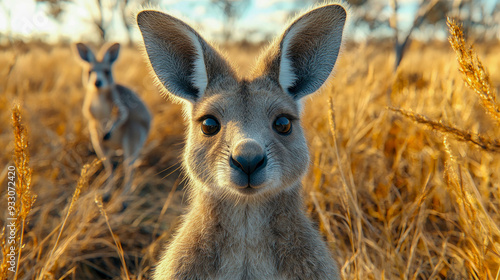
75, 42, 151, 195
137, 3, 347, 279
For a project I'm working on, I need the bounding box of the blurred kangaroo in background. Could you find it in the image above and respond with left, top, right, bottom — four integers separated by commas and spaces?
75, 42, 151, 195
138, 3, 347, 280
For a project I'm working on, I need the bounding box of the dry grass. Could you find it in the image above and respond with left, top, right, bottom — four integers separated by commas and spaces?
388, 107, 500, 153
38, 159, 101, 278
0, 28, 499, 279
0, 105, 37, 279
385, 20, 500, 279
0, 42, 186, 279
447, 19, 500, 126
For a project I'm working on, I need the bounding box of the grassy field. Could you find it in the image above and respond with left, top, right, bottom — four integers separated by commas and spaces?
0, 26, 499, 279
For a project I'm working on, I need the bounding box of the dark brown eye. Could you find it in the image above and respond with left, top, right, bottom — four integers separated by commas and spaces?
273, 116, 292, 135
104, 69, 111, 76
201, 117, 220, 136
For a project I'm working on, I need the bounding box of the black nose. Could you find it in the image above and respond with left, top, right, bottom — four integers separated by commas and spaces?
95, 80, 102, 88
230, 153, 267, 175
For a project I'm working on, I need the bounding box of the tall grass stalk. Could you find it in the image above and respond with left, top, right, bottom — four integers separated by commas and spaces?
38, 159, 101, 279
389, 107, 500, 153
443, 136, 500, 278
95, 195, 131, 280
326, 97, 359, 278
447, 18, 500, 125
12, 104, 36, 279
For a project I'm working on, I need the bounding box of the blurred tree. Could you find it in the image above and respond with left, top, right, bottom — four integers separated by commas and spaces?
348, 0, 367, 6
119, 0, 133, 45
37, 0, 70, 20
391, 0, 500, 69
306, 0, 390, 36
91, 0, 114, 43
390, 0, 440, 70
119, 0, 159, 46
36, 0, 70, 42
424, 0, 450, 25
83, 0, 161, 44
211, 0, 250, 42
67, 0, 121, 43
0, 0, 12, 44
452, 0, 500, 41
346, 0, 389, 33
307, 0, 498, 70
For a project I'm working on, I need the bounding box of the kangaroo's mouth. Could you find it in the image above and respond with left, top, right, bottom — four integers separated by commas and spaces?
236, 185, 259, 195
229, 169, 268, 193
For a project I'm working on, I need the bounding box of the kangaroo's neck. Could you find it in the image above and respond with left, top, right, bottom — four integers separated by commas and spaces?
83, 86, 118, 121
188, 185, 304, 232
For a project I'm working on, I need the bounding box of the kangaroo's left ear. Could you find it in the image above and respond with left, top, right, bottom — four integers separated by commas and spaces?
74, 43, 96, 63
137, 10, 236, 104
256, 4, 347, 100
103, 43, 120, 64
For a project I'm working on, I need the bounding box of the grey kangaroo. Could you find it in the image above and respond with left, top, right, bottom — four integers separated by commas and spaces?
75, 42, 151, 195
138, 3, 347, 279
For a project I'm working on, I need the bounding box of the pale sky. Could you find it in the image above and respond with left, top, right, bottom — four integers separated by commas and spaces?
0, 0, 496, 43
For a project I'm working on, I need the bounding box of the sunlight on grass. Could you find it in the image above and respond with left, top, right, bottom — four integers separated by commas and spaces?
0, 25, 499, 278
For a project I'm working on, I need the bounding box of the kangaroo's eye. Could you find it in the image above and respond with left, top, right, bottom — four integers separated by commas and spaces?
273, 116, 292, 135
201, 117, 220, 136
104, 69, 111, 76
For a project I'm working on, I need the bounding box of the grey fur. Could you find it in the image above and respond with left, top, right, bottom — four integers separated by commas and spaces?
75, 42, 152, 195
137, 4, 347, 280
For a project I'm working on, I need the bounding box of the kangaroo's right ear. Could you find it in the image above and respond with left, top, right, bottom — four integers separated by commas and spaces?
255, 4, 347, 100
103, 42, 120, 65
137, 10, 234, 104
75, 43, 95, 63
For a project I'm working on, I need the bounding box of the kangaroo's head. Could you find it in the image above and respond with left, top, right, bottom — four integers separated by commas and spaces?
75, 43, 121, 91
137, 4, 347, 202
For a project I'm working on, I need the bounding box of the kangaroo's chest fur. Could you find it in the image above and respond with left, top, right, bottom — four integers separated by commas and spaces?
154, 188, 338, 280
212, 201, 278, 279
83, 89, 114, 128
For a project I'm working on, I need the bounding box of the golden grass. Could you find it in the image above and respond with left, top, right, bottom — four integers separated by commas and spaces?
447, 19, 500, 126
0, 104, 37, 279
95, 194, 131, 280
389, 107, 500, 153
38, 159, 101, 278
384, 20, 500, 279
442, 135, 500, 279
0, 30, 499, 279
